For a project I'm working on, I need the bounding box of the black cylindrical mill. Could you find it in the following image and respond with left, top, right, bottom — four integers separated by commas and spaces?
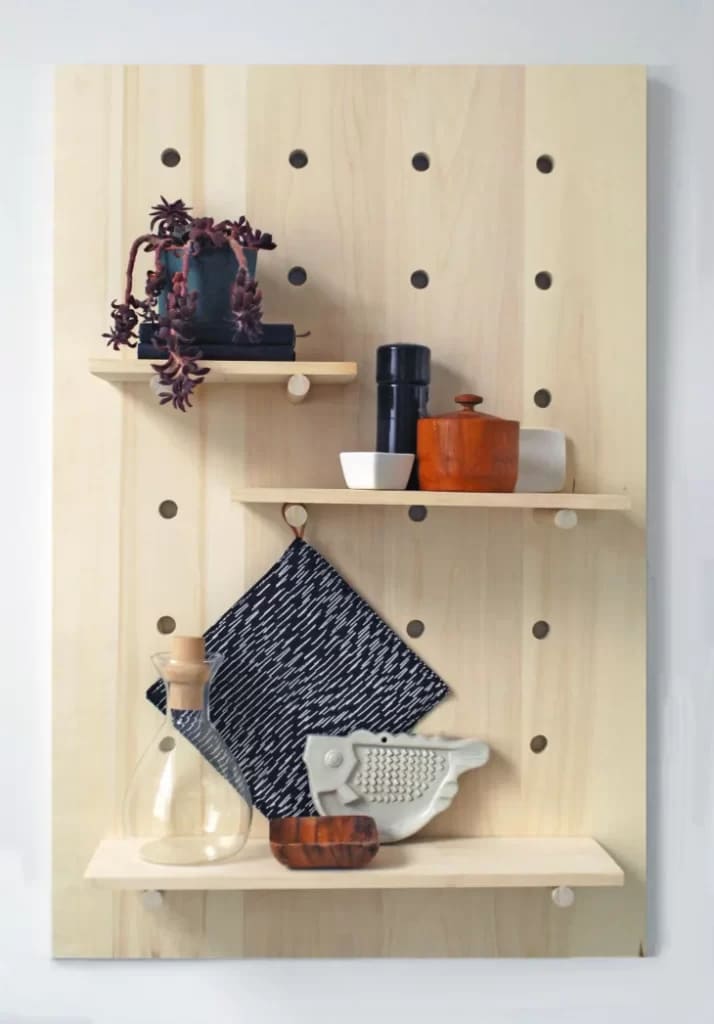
376, 344, 431, 489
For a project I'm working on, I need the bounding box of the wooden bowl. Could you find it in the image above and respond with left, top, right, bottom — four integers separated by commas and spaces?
269, 815, 379, 870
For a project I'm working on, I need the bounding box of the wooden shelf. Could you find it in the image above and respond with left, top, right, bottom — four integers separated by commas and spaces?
89, 358, 358, 385
85, 836, 624, 891
232, 487, 632, 511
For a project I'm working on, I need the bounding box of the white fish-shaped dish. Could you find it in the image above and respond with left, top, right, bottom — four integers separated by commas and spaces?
304, 729, 490, 843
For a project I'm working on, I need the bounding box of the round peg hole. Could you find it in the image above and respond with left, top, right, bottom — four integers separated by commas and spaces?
533, 388, 552, 408
288, 266, 307, 286
535, 271, 552, 290
408, 505, 428, 522
381, 736, 388, 743
532, 620, 550, 639
530, 734, 548, 754
406, 619, 425, 638
158, 737, 176, 753
410, 270, 429, 289
411, 151, 430, 172
156, 615, 176, 635
289, 149, 309, 169
536, 154, 554, 174
158, 499, 178, 519
160, 148, 181, 168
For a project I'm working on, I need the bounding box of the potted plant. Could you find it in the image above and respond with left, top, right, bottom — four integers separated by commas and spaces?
103, 197, 278, 410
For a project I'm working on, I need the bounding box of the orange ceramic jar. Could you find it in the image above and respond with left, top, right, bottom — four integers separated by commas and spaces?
417, 393, 519, 492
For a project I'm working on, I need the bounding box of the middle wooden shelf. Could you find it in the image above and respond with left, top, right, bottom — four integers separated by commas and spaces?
232, 488, 632, 511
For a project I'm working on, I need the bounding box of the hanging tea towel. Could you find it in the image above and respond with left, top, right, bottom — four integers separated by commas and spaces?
147, 538, 450, 819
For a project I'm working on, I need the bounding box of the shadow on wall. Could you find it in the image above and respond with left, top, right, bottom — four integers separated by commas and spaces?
646, 73, 674, 957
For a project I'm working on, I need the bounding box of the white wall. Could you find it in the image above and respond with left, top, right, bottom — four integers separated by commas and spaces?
0, 2, 711, 1021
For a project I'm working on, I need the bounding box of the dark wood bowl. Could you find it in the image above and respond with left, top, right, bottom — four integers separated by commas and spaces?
269, 815, 379, 870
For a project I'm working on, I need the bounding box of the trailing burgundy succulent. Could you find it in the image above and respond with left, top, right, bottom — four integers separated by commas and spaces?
150, 196, 193, 239
103, 301, 139, 349
151, 275, 207, 411
231, 216, 276, 250
230, 268, 263, 341
103, 197, 276, 410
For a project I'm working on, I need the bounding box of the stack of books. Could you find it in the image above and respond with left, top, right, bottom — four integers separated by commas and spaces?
137, 322, 296, 361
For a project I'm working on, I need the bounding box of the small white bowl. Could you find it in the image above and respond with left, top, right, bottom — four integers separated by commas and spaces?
339, 452, 415, 490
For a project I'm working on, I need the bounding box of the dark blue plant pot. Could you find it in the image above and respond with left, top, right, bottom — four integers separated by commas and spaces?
158, 246, 259, 344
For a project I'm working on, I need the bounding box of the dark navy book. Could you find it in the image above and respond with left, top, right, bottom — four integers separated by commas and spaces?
138, 322, 296, 361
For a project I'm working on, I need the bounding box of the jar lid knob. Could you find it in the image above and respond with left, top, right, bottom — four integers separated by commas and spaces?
455, 393, 484, 412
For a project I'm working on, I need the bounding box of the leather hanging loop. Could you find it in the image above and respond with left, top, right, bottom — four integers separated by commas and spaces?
282, 503, 308, 539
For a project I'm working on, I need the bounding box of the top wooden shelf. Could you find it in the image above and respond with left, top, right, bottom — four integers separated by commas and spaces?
89, 358, 358, 385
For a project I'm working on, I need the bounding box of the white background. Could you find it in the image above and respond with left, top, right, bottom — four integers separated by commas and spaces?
1, 2, 712, 1021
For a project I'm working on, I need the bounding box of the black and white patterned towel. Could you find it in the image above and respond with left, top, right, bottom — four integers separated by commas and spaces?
147, 538, 450, 819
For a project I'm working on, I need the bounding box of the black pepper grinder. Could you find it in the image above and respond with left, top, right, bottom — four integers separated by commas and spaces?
376, 344, 431, 489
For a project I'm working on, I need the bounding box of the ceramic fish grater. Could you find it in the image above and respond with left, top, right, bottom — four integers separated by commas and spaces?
304, 730, 490, 842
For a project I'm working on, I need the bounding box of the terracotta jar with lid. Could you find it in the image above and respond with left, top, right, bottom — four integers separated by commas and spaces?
417, 393, 519, 492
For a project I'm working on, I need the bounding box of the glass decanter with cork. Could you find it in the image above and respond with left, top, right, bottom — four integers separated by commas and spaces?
123, 635, 252, 865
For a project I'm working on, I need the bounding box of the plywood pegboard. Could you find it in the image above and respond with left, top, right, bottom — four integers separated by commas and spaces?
53, 65, 645, 958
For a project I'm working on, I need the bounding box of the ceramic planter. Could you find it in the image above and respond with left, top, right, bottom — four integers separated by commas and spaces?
158, 246, 259, 344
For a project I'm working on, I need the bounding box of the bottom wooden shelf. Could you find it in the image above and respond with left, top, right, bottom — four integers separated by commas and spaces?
84, 836, 624, 891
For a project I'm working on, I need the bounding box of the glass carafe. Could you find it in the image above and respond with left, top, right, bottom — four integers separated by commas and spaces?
123, 635, 252, 865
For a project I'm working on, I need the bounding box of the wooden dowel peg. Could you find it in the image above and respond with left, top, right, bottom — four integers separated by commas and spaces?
287, 374, 311, 403
282, 503, 308, 538
554, 509, 578, 530
551, 885, 575, 908
141, 889, 164, 911
532, 508, 579, 529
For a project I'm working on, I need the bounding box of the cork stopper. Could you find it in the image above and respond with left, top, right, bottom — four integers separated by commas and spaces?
164, 635, 211, 710
171, 635, 206, 662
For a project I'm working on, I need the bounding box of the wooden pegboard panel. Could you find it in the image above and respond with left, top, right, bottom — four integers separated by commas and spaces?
53, 65, 645, 958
